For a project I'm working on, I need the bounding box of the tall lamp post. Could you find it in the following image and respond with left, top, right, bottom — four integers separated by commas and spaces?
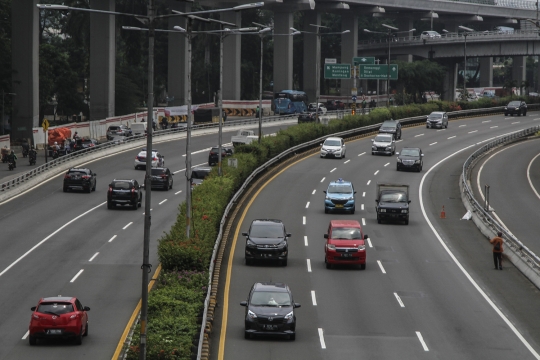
459, 25, 474, 100
2, 90, 16, 135
364, 24, 415, 106
292, 25, 349, 123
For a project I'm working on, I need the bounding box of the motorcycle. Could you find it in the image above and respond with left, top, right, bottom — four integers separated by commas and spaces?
52, 149, 59, 159
29, 152, 36, 166
8, 160, 15, 170
22, 147, 29, 158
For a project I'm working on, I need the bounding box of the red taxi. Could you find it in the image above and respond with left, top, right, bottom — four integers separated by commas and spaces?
324, 220, 367, 269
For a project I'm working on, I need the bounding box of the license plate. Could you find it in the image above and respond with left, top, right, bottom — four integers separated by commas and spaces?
264, 325, 277, 330
342, 253, 352, 258
47, 329, 62, 335
264, 254, 273, 257
335, 204, 344, 208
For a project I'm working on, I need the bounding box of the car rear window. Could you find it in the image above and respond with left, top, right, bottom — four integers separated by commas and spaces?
68, 169, 89, 175
211, 147, 220, 153
330, 227, 362, 240
37, 302, 74, 314
108, 126, 119, 131
151, 168, 166, 175
112, 181, 132, 190
250, 291, 291, 306
192, 169, 211, 179
250, 223, 284, 238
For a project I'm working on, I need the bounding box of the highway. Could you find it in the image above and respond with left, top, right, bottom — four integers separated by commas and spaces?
0, 121, 293, 359
215, 114, 540, 359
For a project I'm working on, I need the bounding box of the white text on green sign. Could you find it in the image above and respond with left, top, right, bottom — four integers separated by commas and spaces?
359, 64, 398, 80
324, 64, 351, 79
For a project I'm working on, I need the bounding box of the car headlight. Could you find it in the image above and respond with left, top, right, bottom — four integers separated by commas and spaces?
358, 244, 366, 250
379, 209, 386, 213
504, 107, 507, 110
385, 147, 391, 150
246, 239, 257, 248
284, 311, 294, 320
326, 244, 336, 250
277, 240, 287, 247
347, 197, 354, 201
397, 158, 402, 163
401, 209, 408, 213
415, 160, 421, 164
372, 146, 377, 150
248, 310, 257, 319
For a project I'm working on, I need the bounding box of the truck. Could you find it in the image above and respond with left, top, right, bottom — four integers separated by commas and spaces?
375, 183, 411, 225
231, 129, 259, 146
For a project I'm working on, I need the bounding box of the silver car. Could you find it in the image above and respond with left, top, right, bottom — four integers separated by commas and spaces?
426, 111, 448, 129
371, 134, 396, 156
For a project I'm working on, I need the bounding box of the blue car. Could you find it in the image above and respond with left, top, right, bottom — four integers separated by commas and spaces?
324, 178, 356, 214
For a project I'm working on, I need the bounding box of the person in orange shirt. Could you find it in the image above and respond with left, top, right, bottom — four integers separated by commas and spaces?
490, 232, 504, 270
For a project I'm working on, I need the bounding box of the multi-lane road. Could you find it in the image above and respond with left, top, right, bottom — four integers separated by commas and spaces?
0, 121, 293, 359
215, 114, 540, 359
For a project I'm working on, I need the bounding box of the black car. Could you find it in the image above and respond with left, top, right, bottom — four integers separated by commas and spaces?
325, 100, 345, 111
191, 166, 212, 188
208, 146, 233, 166
63, 168, 97, 193
107, 179, 142, 210
378, 119, 402, 140
240, 282, 301, 340
396, 147, 424, 172
243, 219, 291, 266
148, 167, 174, 191
504, 101, 527, 116
297, 111, 318, 123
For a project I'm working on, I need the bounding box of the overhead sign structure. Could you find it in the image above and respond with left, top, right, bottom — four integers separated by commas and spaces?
359, 64, 398, 80
324, 64, 351, 79
353, 57, 375, 65
325, 58, 337, 64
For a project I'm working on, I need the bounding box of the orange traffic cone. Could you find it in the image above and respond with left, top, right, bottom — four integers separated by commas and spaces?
440, 205, 446, 219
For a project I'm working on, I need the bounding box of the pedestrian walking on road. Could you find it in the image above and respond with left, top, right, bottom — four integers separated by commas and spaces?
490, 231, 504, 270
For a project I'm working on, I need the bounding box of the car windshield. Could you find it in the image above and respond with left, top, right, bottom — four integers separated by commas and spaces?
250, 291, 291, 306
380, 191, 408, 203
108, 126, 119, 131
113, 181, 132, 190
374, 135, 392, 142
192, 169, 211, 179
401, 149, 420, 156
508, 101, 520, 106
151, 169, 166, 175
250, 223, 284, 238
37, 302, 74, 315
327, 184, 353, 194
324, 139, 341, 146
331, 227, 362, 240
429, 113, 442, 119
382, 121, 397, 128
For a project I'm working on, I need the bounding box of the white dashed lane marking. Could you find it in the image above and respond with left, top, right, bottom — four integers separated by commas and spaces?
306, 202, 310, 209
362, 192, 366, 197
448, 136, 456, 139
374, 170, 379, 175
70, 269, 84, 283
415, 134, 424, 137
321, 177, 325, 183
311, 291, 317, 306
367, 238, 373, 248
377, 260, 387, 274
430, 142, 437, 146
304, 236, 308, 246
482, 120, 491, 123
358, 152, 365, 157
159, 199, 167, 205
123, 222, 133, 230
459, 125, 467, 127
490, 126, 498, 129
468, 130, 478, 134
303, 216, 306, 225
318, 329, 326, 349
312, 189, 316, 195
367, 180, 371, 185
416, 332, 429, 351
394, 292, 405, 307
307, 259, 312, 272
175, 190, 182, 195
384, 163, 390, 167
344, 160, 350, 164
330, 168, 336, 173
511, 122, 520, 124
89, 252, 99, 262
108, 235, 117, 243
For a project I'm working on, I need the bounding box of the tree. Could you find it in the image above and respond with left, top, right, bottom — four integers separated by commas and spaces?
394, 60, 446, 103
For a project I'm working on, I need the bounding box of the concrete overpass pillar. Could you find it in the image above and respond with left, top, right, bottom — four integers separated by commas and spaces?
341, 14, 358, 97
273, 11, 294, 92
479, 57, 493, 87
90, 0, 115, 120
11, 0, 39, 140
221, 11, 242, 100
512, 56, 526, 91
537, 57, 540, 92
167, 1, 191, 106
303, 11, 320, 103
396, 18, 413, 62
441, 60, 458, 101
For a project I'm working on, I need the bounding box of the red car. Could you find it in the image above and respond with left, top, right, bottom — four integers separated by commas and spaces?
28, 296, 90, 345
324, 220, 367, 269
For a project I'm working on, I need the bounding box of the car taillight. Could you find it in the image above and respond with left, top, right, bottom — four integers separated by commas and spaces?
153, 157, 157, 161
131, 188, 136, 197
64, 174, 70, 179
32, 314, 40, 320
108, 186, 112, 194
70, 314, 78, 319
82, 175, 90, 179
210, 152, 216, 155
161, 174, 167, 179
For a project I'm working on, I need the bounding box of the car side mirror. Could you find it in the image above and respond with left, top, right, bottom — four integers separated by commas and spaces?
323, 190, 327, 194
323, 234, 328, 239
319, 143, 322, 146
242, 232, 248, 236
371, 139, 374, 142
408, 200, 411, 204
375, 200, 379, 203
421, 154, 424, 157
294, 303, 301, 308
31, 306, 36, 311
240, 301, 247, 307
364, 235, 369, 240
395, 152, 399, 155
354, 191, 357, 194
392, 140, 395, 143
94, 173, 97, 176
171, 173, 174, 176
83, 306, 90, 311
286, 233, 292, 237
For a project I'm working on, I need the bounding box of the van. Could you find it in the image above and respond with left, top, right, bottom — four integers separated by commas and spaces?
130, 122, 147, 136
324, 220, 367, 269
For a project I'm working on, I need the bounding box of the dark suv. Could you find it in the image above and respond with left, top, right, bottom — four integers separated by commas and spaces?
107, 179, 142, 210
208, 146, 233, 166
149, 167, 174, 191
378, 119, 402, 140
240, 282, 301, 340
243, 219, 291, 266
63, 168, 97, 193
504, 101, 527, 116
396, 147, 424, 172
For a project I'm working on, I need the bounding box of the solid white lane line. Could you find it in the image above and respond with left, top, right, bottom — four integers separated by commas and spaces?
384, 162, 390, 167
344, 160, 350, 164
361, 204, 364, 210
159, 199, 167, 205
459, 125, 467, 127
358, 152, 365, 156
0, 202, 105, 278
362, 192, 366, 197
394, 292, 405, 307
534, 118, 540, 120
367, 238, 373, 248
173, 169, 184, 174
330, 168, 336, 173
173, 162, 208, 174
374, 170, 379, 175
307, 259, 312, 272
89, 252, 99, 262
490, 126, 498, 129
482, 120, 491, 123
447, 136, 456, 139
436, 129, 445, 132
377, 260, 386, 274
304, 236, 308, 246
396, 139, 403, 143
303, 216, 306, 225
123, 222, 133, 230
468, 130, 478, 134
175, 190, 182, 195
429, 142, 437, 146
108, 235, 117, 243
70, 269, 84, 283
318, 328, 326, 349
22, 331, 29, 340
511, 122, 520, 124
306, 202, 310, 208
312, 189, 316, 195
182, 147, 212, 156
311, 291, 317, 306
367, 180, 371, 185
321, 177, 325, 183
527, 153, 540, 201
415, 134, 424, 137
362, 218, 366, 226
416, 332, 429, 351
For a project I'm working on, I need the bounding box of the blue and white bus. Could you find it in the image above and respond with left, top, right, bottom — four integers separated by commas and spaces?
273, 90, 308, 115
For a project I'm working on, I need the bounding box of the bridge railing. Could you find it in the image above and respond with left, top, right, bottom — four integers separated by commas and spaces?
445, 0, 537, 8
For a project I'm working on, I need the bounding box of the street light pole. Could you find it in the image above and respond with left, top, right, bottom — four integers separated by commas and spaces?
458, 26, 474, 100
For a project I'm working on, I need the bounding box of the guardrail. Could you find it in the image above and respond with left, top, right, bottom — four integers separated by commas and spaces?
461, 126, 540, 271
446, 0, 538, 8
196, 103, 540, 359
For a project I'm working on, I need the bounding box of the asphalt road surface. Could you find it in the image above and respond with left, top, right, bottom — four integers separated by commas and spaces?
214, 114, 540, 360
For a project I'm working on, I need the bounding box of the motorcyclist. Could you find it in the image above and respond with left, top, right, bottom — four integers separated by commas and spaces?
29, 145, 37, 164
73, 132, 80, 141
8, 150, 17, 168
52, 141, 60, 158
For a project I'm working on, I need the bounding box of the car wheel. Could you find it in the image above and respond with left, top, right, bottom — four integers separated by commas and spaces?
396, 165, 400, 171
361, 263, 366, 270
524, 111, 527, 116
164, 183, 169, 191
518, 112, 521, 117
404, 218, 409, 225
418, 165, 422, 172
86, 186, 91, 193
351, 207, 355, 214
245, 258, 251, 266
132, 201, 138, 210
29, 335, 37, 345
426, 125, 429, 128
289, 334, 296, 341
504, 113, 508, 116
107, 201, 113, 209
377, 216, 381, 224
324, 208, 329, 214
74, 328, 83, 345
244, 331, 251, 339
63, 186, 68, 193
92, 182, 96, 191
135, 165, 139, 170
282, 258, 288, 266
169, 179, 173, 190
372, 151, 374, 155
84, 323, 88, 337
326, 262, 332, 269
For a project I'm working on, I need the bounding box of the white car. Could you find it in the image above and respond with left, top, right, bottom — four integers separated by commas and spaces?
308, 102, 327, 115
320, 137, 346, 158
420, 31, 441, 39
134, 149, 165, 169
371, 134, 396, 156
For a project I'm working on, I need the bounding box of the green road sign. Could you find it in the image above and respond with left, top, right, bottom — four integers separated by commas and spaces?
359, 64, 398, 80
353, 57, 375, 65
324, 64, 351, 79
